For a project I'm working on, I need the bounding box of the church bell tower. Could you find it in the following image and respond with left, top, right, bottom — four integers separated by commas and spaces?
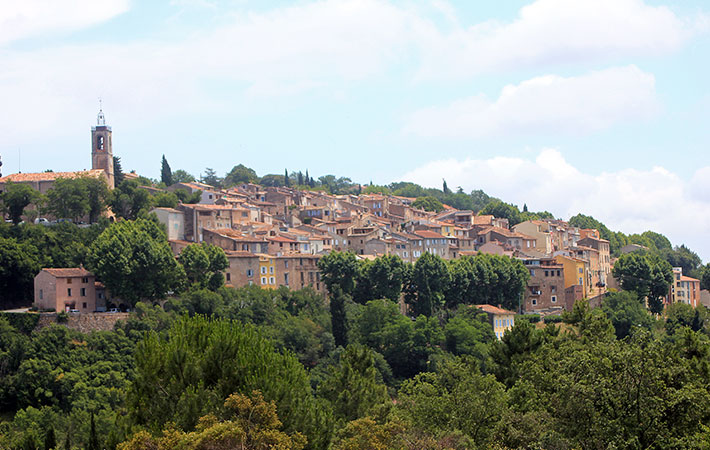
91, 104, 115, 189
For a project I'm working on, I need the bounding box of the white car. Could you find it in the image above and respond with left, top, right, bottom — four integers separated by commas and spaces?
34, 218, 50, 225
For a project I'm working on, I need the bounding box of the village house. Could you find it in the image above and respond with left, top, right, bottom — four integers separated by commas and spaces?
512, 220, 553, 255
476, 304, 516, 340
668, 267, 701, 308
521, 258, 566, 313
34, 268, 104, 313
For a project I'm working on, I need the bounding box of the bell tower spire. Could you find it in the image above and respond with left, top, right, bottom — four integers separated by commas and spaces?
91, 100, 115, 189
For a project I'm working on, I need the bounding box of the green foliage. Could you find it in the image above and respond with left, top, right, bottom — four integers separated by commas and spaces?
178, 242, 228, 290
613, 252, 673, 314
46, 176, 110, 223
174, 188, 202, 204
87, 218, 185, 305
224, 164, 258, 187
160, 155, 173, 186
665, 303, 707, 335
412, 196, 443, 212
128, 315, 329, 448
479, 200, 522, 226
113, 156, 125, 185
317, 344, 389, 423
0, 182, 43, 224
443, 308, 495, 364
0, 237, 41, 306
330, 286, 349, 348
397, 357, 507, 447
661, 244, 702, 276
353, 255, 408, 304
405, 252, 449, 317
602, 290, 654, 339
201, 167, 223, 188
151, 191, 179, 208
109, 179, 153, 220
0, 313, 40, 334
317, 251, 359, 296
171, 169, 195, 183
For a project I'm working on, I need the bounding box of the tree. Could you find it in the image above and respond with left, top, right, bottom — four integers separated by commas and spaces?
480, 200, 522, 226
330, 285, 349, 347
109, 179, 153, 220
442, 179, 449, 194
83, 177, 110, 223
397, 358, 507, 447
318, 344, 389, 423
405, 252, 449, 316
0, 183, 42, 224
87, 219, 185, 305
160, 155, 173, 186
201, 168, 223, 188
87, 412, 100, 450
113, 156, 125, 185
43, 426, 55, 450
127, 316, 327, 448
661, 245, 702, 277
412, 196, 443, 212
224, 164, 258, 187
45, 178, 88, 222
602, 290, 653, 339
613, 252, 673, 314
318, 251, 359, 296
178, 242, 228, 290
353, 255, 408, 304
0, 237, 41, 306
174, 188, 202, 204
151, 191, 179, 208
119, 391, 306, 450
297, 171, 304, 186
172, 169, 195, 183
285, 169, 291, 187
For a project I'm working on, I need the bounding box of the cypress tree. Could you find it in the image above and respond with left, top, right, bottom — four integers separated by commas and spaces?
443, 179, 449, 194
113, 156, 125, 185
330, 285, 348, 347
284, 169, 290, 187
161, 155, 173, 186
43, 427, 56, 450
87, 413, 100, 450
297, 171, 303, 186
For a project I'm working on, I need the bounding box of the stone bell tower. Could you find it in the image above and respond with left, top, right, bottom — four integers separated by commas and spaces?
91, 103, 115, 189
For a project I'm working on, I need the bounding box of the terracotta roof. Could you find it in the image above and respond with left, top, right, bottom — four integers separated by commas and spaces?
225, 251, 259, 257
415, 230, 447, 239
42, 268, 93, 278
267, 235, 298, 243
681, 276, 700, 282
476, 304, 516, 315
0, 169, 106, 183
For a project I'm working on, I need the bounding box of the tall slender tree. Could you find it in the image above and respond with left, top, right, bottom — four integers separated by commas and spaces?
284, 169, 290, 187
160, 155, 173, 186
113, 155, 125, 185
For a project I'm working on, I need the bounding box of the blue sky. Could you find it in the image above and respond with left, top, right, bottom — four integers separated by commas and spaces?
1, 0, 710, 260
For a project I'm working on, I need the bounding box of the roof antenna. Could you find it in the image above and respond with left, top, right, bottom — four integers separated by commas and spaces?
18, 148, 21, 173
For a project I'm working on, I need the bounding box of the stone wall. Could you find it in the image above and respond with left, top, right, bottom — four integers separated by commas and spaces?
36, 312, 130, 333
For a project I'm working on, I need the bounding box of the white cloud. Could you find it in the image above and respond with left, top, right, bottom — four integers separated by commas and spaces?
0, 0, 130, 46
404, 65, 659, 138
400, 149, 710, 261
415, 0, 698, 80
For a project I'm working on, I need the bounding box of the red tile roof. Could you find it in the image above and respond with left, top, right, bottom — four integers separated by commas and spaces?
476, 304, 516, 315
42, 268, 93, 278
0, 169, 106, 183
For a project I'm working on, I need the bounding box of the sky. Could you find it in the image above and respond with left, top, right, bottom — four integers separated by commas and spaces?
1, 0, 709, 261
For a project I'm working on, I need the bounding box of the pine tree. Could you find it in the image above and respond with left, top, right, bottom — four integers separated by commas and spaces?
297, 171, 304, 186
523, 203, 528, 212
443, 179, 450, 194
305, 170, 310, 187
161, 155, 173, 186
284, 169, 290, 187
113, 156, 125, 185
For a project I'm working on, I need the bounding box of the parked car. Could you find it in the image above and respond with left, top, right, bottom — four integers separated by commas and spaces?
108, 308, 119, 313
34, 217, 50, 225
69, 309, 80, 313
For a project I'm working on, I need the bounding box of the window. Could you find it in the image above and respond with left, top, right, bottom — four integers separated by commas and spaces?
226, 273, 231, 282
532, 298, 537, 305
544, 270, 549, 277
284, 260, 289, 269
551, 295, 557, 303
39, 289, 43, 300
530, 269, 535, 277
579, 277, 583, 285
98, 292, 104, 299
67, 278, 73, 284
557, 270, 561, 277
261, 266, 267, 274
261, 277, 267, 285
82, 302, 87, 309
80, 288, 86, 297
82, 277, 88, 283
269, 266, 274, 274
247, 269, 253, 277
67, 288, 72, 296
284, 273, 290, 285
269, 277, 275, 285
579, 267, 583, 274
